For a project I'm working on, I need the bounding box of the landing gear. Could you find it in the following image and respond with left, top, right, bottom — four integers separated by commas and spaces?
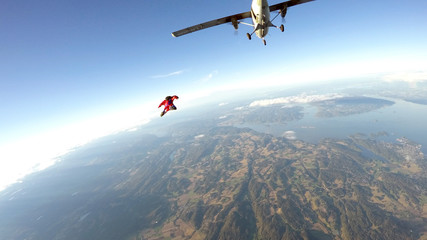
246, 32, 252, 40
280, 24, 284, 32
263, 39, 266, 45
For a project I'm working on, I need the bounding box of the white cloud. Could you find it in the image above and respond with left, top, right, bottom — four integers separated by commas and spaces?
249, 93, 343, 107
283, 131, 297, 140
151, 70, 185, 79
127, 127, 139, 132
382, 71, 427, 86
194, 134, 205, 139
200, 70, 218, 83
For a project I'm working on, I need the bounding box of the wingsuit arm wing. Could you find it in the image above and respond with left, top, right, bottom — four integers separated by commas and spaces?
158, 100, 166, 108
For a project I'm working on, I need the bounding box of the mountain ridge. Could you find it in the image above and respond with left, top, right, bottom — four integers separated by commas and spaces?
0, 125, 426, 240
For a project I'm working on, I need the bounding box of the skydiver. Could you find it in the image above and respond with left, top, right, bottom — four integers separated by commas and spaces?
158, 95, 179, 117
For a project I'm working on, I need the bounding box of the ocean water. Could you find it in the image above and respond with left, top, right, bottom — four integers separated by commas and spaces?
239, 98, 427, 153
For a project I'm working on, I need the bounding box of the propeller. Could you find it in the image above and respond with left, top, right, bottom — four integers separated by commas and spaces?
225, 22, 240, 36
280, 7, 287, 24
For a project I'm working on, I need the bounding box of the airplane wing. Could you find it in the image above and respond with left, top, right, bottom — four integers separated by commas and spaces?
172, 11, 251, 37
269, 0, 315, 12
172, 0, 314, 37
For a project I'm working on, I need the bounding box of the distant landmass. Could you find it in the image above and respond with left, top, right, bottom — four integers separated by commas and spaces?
404, 98, 427, 105
1, 123, 425, 240
311, 96, 395, 118
218, 105, 305, 126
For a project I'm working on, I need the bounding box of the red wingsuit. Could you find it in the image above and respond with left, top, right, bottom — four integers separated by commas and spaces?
158, 95, 179, 117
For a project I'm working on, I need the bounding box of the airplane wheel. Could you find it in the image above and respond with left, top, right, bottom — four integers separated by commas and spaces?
246, 33, 251, 40
263, 39, 266, 45
280, 24, 284, 32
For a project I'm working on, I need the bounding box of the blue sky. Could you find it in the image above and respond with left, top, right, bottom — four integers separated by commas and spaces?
1, 0, 427, 190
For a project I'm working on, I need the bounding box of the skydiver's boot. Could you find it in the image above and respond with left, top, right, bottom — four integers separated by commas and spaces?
160, 111, 166, 117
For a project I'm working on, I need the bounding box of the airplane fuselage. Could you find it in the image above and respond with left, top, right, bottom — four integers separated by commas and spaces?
251, 0, 271, 39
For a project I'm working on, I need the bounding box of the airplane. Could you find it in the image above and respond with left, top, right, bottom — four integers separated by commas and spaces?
172, 0, 314, 45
